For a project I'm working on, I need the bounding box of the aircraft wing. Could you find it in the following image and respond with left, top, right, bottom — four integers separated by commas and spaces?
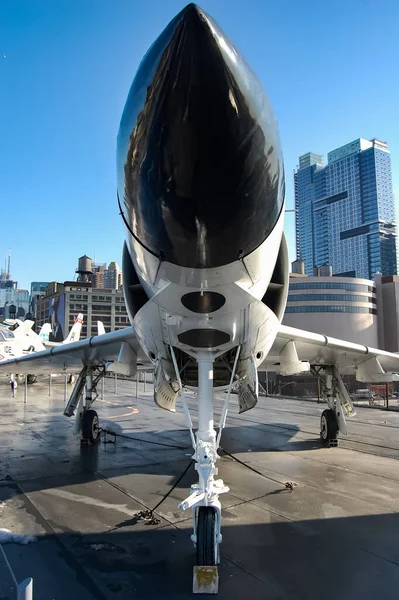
3, 320, 398, 381
0, 327, 151, 375
261, 324, 399, 378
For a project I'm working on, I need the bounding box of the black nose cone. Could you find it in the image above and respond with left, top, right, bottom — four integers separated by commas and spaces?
117, 4, 285, 269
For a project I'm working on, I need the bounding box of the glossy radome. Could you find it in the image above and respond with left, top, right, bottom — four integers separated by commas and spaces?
117, 3, 285, 269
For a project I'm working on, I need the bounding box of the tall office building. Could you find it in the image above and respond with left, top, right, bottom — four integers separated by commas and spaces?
103, 262, 122, 290
30, 281, 50, 317
92, 262, 106, 289
295, 138, 397, 279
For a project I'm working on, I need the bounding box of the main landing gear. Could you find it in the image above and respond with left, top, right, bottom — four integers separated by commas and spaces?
170, 347, 241, 573
313, 365, 356, 447
64, 366, 103, 446
320, 409, 338, 446
82, 408, 100, 444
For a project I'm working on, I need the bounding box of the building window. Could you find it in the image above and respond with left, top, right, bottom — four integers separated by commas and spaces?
289, 282, 374, 293
92, 316, 111, 324
288, 293, 376, 304
285, 305, 376, 314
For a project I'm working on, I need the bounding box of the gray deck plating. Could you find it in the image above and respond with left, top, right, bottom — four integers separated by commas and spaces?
0, 377, 399, 599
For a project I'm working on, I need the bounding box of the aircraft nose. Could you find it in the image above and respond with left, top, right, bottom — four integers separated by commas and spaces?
117, 3, 285, 269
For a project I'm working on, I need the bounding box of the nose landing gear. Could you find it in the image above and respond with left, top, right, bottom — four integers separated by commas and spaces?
196, 506, 218, 566
169, 346, 241, 593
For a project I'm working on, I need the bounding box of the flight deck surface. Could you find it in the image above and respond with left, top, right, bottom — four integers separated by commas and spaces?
0, 378, 398, 599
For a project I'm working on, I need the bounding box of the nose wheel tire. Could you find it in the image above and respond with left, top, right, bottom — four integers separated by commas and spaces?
320, 409, 338, 445
82, 409, 100, 444
196, 506, 217, 566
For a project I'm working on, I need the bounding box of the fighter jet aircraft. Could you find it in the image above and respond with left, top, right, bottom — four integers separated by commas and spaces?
1, 314, 84, 385
0, 313, 84, 361
1, 3, 399, 569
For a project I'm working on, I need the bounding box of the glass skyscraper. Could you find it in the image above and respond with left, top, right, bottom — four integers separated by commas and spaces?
295, 138, 397, 279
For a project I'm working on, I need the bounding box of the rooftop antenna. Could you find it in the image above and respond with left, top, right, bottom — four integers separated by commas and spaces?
7, 249, 11, 279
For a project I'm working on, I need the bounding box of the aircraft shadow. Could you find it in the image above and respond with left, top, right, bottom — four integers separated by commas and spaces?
1, 509, 398, 600
0, 418, 313, 495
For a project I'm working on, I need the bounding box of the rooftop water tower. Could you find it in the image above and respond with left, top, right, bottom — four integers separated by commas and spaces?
76, 255, 93, 283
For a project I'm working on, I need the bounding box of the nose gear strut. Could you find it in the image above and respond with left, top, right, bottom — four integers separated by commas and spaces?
170, 346, 241, 568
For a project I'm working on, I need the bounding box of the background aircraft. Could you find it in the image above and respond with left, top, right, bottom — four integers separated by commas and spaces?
0, 313, 84, 362
35, 314, 84, 347
0, 314, 84, 385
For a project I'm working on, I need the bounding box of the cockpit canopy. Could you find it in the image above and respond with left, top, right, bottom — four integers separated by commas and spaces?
0, 328, 15, 340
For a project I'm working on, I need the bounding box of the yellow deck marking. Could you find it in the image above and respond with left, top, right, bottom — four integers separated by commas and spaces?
97, 398, 124, 406
107, 407, 139, 419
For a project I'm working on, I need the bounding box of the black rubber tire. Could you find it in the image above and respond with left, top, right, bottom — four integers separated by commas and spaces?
82, 409, 100, 443
27, 374, 37, 385
320, 409, 338, 443
196, 506, 216, 566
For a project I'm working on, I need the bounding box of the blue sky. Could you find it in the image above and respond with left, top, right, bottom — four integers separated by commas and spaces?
1, 0, 398, 290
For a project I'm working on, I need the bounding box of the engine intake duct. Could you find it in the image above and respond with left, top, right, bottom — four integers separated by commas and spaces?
261, 233, 289, 321
122, 242, 149, 318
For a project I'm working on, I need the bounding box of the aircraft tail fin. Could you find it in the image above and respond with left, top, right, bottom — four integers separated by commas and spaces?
12, 320, 35, 338
62, 314, 84, 344
38, 323, 52, 343
97, 321, 106, 336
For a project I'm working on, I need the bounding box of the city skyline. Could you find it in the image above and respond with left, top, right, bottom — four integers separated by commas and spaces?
1, 0, 399, 289
0, 252, 122, 293
295, 138, 397, 279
